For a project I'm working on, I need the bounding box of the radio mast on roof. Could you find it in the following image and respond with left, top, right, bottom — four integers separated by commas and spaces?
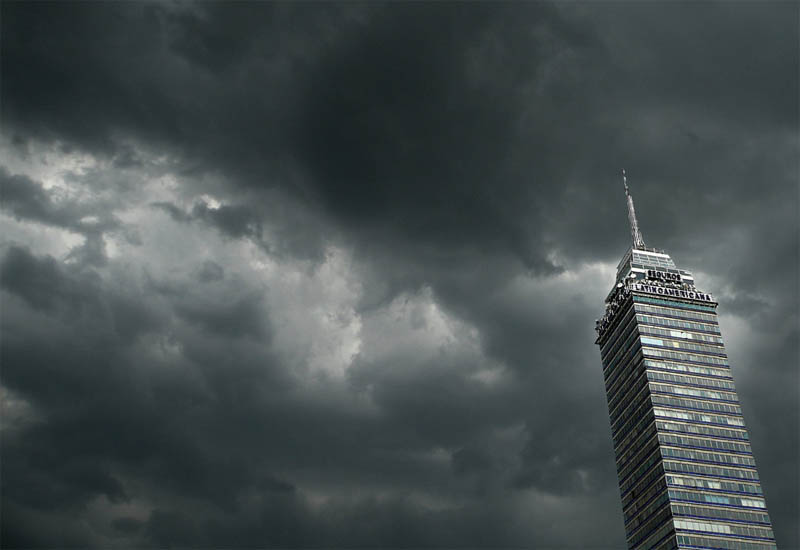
622, 169, 646, 250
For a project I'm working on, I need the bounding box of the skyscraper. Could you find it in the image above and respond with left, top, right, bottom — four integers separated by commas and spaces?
594, 172, 777, 550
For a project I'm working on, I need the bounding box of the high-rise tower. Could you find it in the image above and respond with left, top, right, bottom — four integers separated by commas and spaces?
595, 173, 777, 550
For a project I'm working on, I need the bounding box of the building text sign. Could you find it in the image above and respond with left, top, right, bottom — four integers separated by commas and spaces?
647, 269, 681, 283
633, 283, 714, 302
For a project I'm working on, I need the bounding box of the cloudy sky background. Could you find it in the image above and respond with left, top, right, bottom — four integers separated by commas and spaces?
1, 2, 797, 547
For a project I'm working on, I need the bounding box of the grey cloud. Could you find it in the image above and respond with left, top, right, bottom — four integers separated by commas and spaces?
152, 198, 326, 260
1, 1, 797, 548
66, 231, 109, 267
2, 503, 95, 548
451, 447, 492, 477
1, 245, 96, 312
1, 246, 159, 342
110, 516, 144, 536
152, 201, 262, 241
0, 242, 627, 547
191, 202, 263, 241
1, 168, 74, 226
174, 294, 269, 340
151, 201, 192, 223
0, 167, 118, 234
0, 165, 149, 268
196, 260, 225, 282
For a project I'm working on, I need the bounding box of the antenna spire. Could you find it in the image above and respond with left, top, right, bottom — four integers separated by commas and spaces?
622, 169, 646, 249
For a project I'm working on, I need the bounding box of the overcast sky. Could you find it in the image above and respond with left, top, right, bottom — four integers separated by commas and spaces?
1, 2, 798, 548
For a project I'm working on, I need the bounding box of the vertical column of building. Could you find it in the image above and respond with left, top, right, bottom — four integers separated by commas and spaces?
599, 293, 676, 550
633, 294, 777, 549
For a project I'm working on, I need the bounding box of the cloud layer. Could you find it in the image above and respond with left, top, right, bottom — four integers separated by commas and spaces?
1, 2, 798, 547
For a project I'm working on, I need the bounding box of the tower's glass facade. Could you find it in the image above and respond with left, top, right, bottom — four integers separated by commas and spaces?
595, 183, 776, 550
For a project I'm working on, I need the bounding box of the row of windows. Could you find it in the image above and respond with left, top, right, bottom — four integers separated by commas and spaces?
706, 494, 752, 506
676, 518, 733, 535
650, 383, 739, 403
668, 488, 766, 509
634, 295, 715, 313
640, 325, 724, 344
658, 433, 752, 455
616, 403, 670, 458
601, 310, 636, 361
634, 515, 675, 550
612, 373, 657, 430
602, 333, 635, 375
637, 314, 720, 335
615, 401, 654, 446
598, 300, 636, 350
620, 441, 662, 486
612, 380, 656, 434
629, 506, 672, 548
661, 446, 756, 468
623, 463, 666, 511
615, 396, 658, 447
647, 370, 737, 392
643, 347, 729, 367
631, 251, 676, 267
630, 254, 676, 266
674, 518, 775, 540
644, 359, 731, 380
641, 338, 727, 358
610, 392, 650, 440
651, 534, 678, 550
666, 474, 763, 496
625, 479, 667, 523
626, 491, 669, 537
618, 426, 657, 472
625, 465, 764, 536
651, 395, 742, 416
605, 328, 649, 381
607, 356, 646, 410
656, 420, 749, 442
604, 332, 641, 380
654, 407, 745, 428
622, 443, 669, 498
621, 448, 662, 496
608, 357, 647, 411
600, 294, 641, 347
617, 412, 659, 462
663, 460, 759, 482
633, 298, 717, 318
676, 533, 777, 549
601, 307, 638, 358
672, 503, 771, 525
608, 360, 650, 421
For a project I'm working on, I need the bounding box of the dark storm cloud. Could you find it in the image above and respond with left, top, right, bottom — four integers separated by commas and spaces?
0, 167, 119, 234
0, 243, 622, 547
196, 260, 225, 283
0, 165, 149, 267
1, 1, 797, 548
1, 245, 294, 544
173, 292, 269, 339
153, 201, 263, 242
1, 1, 601, 271
1, 246, 83, 313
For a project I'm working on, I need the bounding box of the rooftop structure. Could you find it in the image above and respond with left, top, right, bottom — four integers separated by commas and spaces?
594, 172, 776, 550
